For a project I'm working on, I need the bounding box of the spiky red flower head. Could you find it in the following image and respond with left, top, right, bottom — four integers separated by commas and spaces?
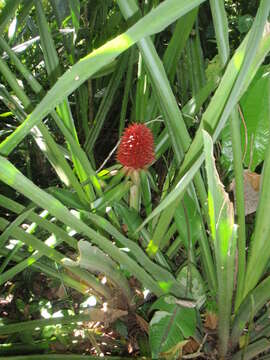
117, 123, 155, 170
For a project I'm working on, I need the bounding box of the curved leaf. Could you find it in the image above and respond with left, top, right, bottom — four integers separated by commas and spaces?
0, 0, 206, 156
150, 295, 196, 359
240, 65, 270, 170
203, 130, 237, 357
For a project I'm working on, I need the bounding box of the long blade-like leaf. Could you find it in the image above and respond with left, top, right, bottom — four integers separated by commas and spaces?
0, 155, 167, 297
203, 130, 236, 357
0, 0, 206, 156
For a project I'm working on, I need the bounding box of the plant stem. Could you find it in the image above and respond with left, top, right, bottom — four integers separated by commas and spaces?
129, 170, 141, 211
231, 107, 246, 311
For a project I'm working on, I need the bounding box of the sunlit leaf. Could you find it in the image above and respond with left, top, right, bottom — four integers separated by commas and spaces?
203, 130, 237, 356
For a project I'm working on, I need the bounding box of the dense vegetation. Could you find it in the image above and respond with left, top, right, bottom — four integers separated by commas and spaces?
0, 0, 270, 359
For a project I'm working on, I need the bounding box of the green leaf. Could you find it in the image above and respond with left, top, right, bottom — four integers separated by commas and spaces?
220, 122, 234, 174
174, 194, 202, 247
0, 0, 21, 33
65, 239, 119, 273
163, 8, 198, 83
0, 314, 97, 335
150, 311, 184, 359
147, 201, 178, 257
63, 240, 132, 302
203, 130, 237, 357
82, 210, 186, 297
221, 66, 270, 172
243, 115, 270, 298
138, 156, 203, 230
68, 0, 80, 36
0, 0, 206, 156
209, 0, 230, 66
140, 170, 152, 217
118, 0, 191, 164
177, 265, 206, 308
113, 203, 173, 271
0, 194, 77, 249
179, 2, 270, 178
47, 187, 88, 210
35, 0, 92, 197
205, 55, 223, 83
237, 14, 253, 34
232, 275, 270, 348
240, 65, 270, 170
0, 246, 87, 295
90, 181, 132, 211
0, 155, 164, 297
0, 215, 109, 298
84, 53, 129, 153
0, 43, 90, 203
149, 295, 196, 359
0, 206, 34, 248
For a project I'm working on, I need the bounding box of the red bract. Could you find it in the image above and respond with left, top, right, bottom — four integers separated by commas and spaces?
117, 123, 155, 170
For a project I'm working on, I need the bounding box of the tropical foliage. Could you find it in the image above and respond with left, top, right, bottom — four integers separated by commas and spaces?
0, 0, 270, 359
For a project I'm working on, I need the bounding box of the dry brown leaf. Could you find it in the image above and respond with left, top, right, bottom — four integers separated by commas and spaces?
23, 304, 30, 318
50, 341, 67, 352
135, 313, 149, 334
245, 170, 260, 191
230, 170, 261, 215
204, 311, 218, 330
55, 284, 67, 299
122, 224, 128, 233
183, 338, 200, 354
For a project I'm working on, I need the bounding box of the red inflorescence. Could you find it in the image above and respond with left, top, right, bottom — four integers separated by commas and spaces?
117, 123, 155, 170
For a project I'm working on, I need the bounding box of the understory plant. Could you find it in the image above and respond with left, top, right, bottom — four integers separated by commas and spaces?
0, 0, 270, 359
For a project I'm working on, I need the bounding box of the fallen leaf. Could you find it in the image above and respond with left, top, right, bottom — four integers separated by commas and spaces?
23, 304, 30, 318
122, 224, 128, 233
230, 170, 261, 215
204, 311, 218, 330
135, 314, 149, 334
245, 170, 260, 191
55, 284, 67, 299
50, 341, 67, 352
183, 338, 200, 354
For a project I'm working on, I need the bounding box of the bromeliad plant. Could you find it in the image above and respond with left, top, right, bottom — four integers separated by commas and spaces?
1, 0, 270, 359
